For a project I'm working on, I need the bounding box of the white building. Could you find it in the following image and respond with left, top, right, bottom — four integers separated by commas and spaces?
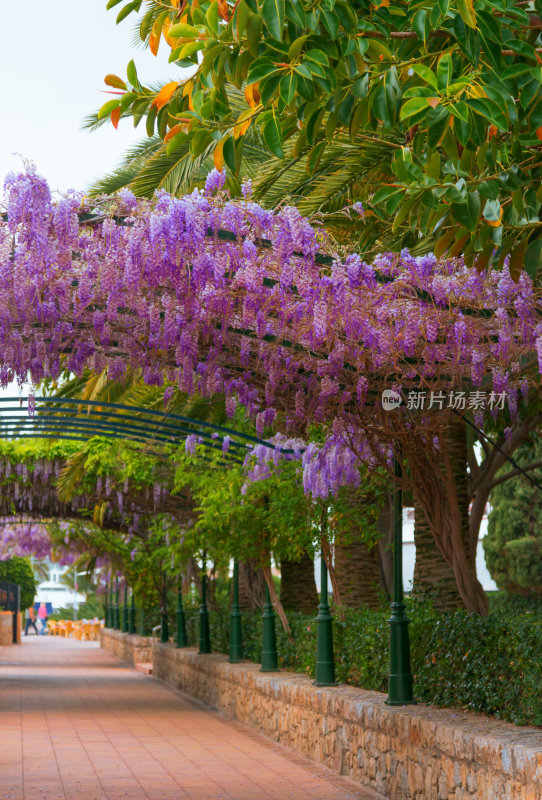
402, 506, 497, 593
34, 560, 86, 611
315, 506, 498, 593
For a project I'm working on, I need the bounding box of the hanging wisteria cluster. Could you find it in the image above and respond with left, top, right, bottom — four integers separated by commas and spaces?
0, 517, 51, 560
1, 168, 541, 499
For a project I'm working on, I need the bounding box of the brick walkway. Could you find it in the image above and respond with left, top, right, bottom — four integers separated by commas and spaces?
0, 637, 385, 800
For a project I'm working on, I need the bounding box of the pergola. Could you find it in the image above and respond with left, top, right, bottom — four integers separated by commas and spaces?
1, 169, 541, 701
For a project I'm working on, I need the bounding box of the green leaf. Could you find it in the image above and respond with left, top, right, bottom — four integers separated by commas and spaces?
259, 73, 282, 105
425, 151, 441, 180
476, 10, 501, 44
393, 197, 417, 233
179, 41, 203, 59
97, 99, 121, 120
205, 1, 220, 35
525, 238, 542, 277
247, 57, 280, 84
349, 100, 367, 140
145, 105, 157, 137
413, 10, 429, 45
166, 131, 189, 156
371, 74, 401, 128
116, 1, 141, 24
233, 0, 251, 42
411, 65, 438, 90
126, 59, 139, 91
501, 64, 532, 83
456, 0, 477, 29
505, 40, 537, 59
452, 191, 480, 231
168, 22, 201, 37
262, 113, 283, 157
106, 0, 124, 8
304, 49, 329, 67
482, 198, 501, 222
223, 137, 236, 172
246, 14, 262, 58
306, 106, 325, 144
437, 54, 452, 91
320, 8, 339, 39
466, 98, 507, 130
372, 186, 403, 205
279, 72, 297, 105
449, 101, 469, 123
307, 140, 327, 174
352, 74, 369, 99
262, 0, 285, 41
478, 181, 499, 200
399, 97, 431, 122
285, 0, 306, 27
288, 35, 308, 61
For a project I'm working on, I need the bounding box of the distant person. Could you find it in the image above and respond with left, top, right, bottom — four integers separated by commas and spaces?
24, 607, 38, 636
37, 602, 48, 635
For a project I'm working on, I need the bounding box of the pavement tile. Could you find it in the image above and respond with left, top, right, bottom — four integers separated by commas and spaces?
0, 637, 382, 800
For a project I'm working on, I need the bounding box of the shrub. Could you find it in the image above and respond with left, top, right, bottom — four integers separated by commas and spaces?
0, 557, 37, 610
171, 594, 542, 727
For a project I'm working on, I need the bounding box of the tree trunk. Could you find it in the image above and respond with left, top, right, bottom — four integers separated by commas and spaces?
280, 551, 318, 614
237, 559, 266, 610
334, 534, 381, 610
413, 505, 464, 611
408, 416, 488, 615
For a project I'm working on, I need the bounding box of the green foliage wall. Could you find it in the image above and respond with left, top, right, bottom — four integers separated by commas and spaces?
172, 595, 542, 727
0, 557, 37, 610
484, 439, 542, 595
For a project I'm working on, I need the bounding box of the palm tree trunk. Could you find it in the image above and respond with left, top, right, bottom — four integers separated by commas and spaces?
280, 551, 318, 614
412, 416, 487, 614
334, 534, 381, 609
237, 559, 266, 610
413, 506, 464, 610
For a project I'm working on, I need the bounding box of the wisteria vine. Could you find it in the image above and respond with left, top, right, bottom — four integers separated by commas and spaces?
1, 168, 541, 501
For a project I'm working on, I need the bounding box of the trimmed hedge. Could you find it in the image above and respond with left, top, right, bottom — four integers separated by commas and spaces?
178, 597, 542, 727
0, 557, 37, 610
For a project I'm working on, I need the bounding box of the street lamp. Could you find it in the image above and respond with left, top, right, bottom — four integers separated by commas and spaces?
72, 568, 87, 621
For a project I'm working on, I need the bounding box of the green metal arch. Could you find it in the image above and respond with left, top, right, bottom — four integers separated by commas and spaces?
0, 396, 301, 462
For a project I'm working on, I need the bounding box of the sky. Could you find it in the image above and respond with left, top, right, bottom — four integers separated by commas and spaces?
0, 0, 181, 194
0, 0, 183, 398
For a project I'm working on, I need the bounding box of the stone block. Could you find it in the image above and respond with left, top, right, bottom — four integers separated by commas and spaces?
100, 637, 542, 800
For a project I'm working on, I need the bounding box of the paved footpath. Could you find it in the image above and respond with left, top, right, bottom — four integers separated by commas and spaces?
0, 637, 386, 800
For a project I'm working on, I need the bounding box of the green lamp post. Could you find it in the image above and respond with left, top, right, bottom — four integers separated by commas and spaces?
105, 583, 111, 628
114, 579, 120, 630
229, 560, 243, 663
129, 589, 136, 634
387, 456, 415, 705
261, 581, 278, 672
176, 581, 188, 648
198, 553, 211, 654
160, 572, 169, 644
314, 552, 336, 686
122, 584, 129, 633
138, 607, 146, 637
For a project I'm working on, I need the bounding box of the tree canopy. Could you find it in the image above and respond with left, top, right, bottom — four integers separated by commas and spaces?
102, 0, 542, 270
0, 556, 37, 610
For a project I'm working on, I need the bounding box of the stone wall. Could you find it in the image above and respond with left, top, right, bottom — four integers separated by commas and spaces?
100, 628, 152, 667
152, 644, 542, 800
0, 611, 13, 646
